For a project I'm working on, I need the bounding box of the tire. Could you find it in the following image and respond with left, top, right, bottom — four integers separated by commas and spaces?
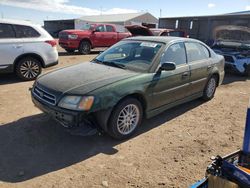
79, 41, 91, 55
107, 98, 143, 140
65, 49, 75, 53
15, 57, 42, 81
202, 75, 218, 101
246, 65, 250, 77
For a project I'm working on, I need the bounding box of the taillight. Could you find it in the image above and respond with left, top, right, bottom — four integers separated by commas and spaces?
45, 40, 57, 47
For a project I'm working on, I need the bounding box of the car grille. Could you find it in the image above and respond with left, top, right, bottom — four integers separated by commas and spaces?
59, 32, 68, 40
33, 86, 56, 105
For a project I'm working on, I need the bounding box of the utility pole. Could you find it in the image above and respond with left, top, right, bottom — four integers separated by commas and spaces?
160, 9, 162, 18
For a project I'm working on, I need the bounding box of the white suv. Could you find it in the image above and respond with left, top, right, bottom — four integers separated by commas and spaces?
0, 19, 58, 80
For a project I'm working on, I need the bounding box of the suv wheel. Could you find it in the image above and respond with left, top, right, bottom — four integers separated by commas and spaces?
16, 57, 42, 81
202, 75, 217, 101
79, 41, 91, 55
108, 98, 143, 140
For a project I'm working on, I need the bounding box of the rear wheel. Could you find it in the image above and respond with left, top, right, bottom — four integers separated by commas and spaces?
202, 75, 218, 101
108, 98, 143, 140
15, 57, 42, 81
79, 41, 91, 55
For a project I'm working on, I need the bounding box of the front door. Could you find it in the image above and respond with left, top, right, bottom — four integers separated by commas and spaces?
151, 42, 191, 109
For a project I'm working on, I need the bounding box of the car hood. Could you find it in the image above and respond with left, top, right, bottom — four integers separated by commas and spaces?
36, 62, 139, 95
213, 25, 250, 47
125, 25, 153, 36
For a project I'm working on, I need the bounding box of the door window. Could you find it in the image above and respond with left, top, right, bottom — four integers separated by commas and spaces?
161, 43, 187, 66
95, 25, 105, 32
13, 25, 40, 38
0, 24, 15, 38
185, 42, 210, 62
106, 25, 115, 32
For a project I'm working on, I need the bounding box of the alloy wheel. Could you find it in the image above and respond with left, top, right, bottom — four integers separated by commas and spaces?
117, 104, 140, 135
20, 60, 40, 79
206, 77, 216, 98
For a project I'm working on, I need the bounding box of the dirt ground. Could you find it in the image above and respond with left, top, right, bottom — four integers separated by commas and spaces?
0, 46, 249, 188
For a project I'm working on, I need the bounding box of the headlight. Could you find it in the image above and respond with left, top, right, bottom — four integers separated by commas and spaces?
58, 96, 94, 111
68, 34, 78, 39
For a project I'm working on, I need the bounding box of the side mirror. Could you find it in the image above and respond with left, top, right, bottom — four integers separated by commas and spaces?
159, 62, 176, 71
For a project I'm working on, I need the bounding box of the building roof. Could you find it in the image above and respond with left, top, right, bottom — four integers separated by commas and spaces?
226, 10, 250, 15
160, 11, 250, 19
78, 12, 151, 22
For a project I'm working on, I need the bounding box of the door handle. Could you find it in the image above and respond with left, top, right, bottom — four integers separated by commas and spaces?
207, 65, 212, 70
13, 44, 23, 48
182, 72, 189, 78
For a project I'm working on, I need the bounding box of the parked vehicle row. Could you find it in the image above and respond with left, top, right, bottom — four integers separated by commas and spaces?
58, 23, 131, 54
0, 19, 59, 80
125, 25, 187, 37
31, 37, 225, 139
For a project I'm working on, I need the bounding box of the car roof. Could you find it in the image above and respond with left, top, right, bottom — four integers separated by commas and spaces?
0, 19, 40, 27
125, 36, 202, 44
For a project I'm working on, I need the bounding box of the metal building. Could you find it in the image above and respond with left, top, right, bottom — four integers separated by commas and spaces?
159, 11, 250, 43
44, 12, 158, 37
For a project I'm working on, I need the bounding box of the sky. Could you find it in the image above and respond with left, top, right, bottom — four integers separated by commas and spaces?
0, 0, 250, 25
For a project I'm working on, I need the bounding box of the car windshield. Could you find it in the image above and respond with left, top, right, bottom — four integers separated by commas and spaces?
93, 41, 163, 72
81, 24, 95, 31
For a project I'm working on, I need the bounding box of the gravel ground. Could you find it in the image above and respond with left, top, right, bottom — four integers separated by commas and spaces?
0, 46, 249, 188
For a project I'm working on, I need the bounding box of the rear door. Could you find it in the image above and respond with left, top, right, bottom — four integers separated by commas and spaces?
151, 42, 191, 109
185, 42, 211, 95
12, 24, 42, 55
105, 25, 118, 46
0, 23, 23, 70
93, 24, 106, 47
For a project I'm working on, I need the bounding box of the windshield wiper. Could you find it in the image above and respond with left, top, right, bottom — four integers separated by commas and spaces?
93, 59, 126, 69
102, 61, 126, 69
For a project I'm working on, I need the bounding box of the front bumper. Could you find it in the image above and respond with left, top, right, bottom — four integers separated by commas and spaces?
59, 39, 79, 49
225, 62, 250, 76
32, 93, 84, 128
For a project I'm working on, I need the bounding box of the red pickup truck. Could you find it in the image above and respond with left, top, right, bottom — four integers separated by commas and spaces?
59, 23, 131, 54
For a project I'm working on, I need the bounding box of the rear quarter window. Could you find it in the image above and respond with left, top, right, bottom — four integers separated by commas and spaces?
13, 25, 40, 38
0, 23, 15, 38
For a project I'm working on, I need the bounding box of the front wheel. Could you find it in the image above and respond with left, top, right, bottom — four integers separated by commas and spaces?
79, 41, 91, 55
202, 76, 218, 101
16, 57, 42, 81
108, 98, 143, 140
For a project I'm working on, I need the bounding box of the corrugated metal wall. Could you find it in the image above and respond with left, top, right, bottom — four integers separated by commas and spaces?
159, 15, 250, 43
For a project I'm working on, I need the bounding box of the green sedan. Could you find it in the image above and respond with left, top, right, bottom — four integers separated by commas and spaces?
31, 36, 225, 139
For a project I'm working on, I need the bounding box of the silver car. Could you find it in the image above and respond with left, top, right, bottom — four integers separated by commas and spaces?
0, 19, 59, 80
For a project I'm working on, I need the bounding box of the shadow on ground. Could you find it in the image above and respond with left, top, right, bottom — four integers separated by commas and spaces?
0, 99, 203, 183
222, 73, 249, 85
0, 74, 22, 85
